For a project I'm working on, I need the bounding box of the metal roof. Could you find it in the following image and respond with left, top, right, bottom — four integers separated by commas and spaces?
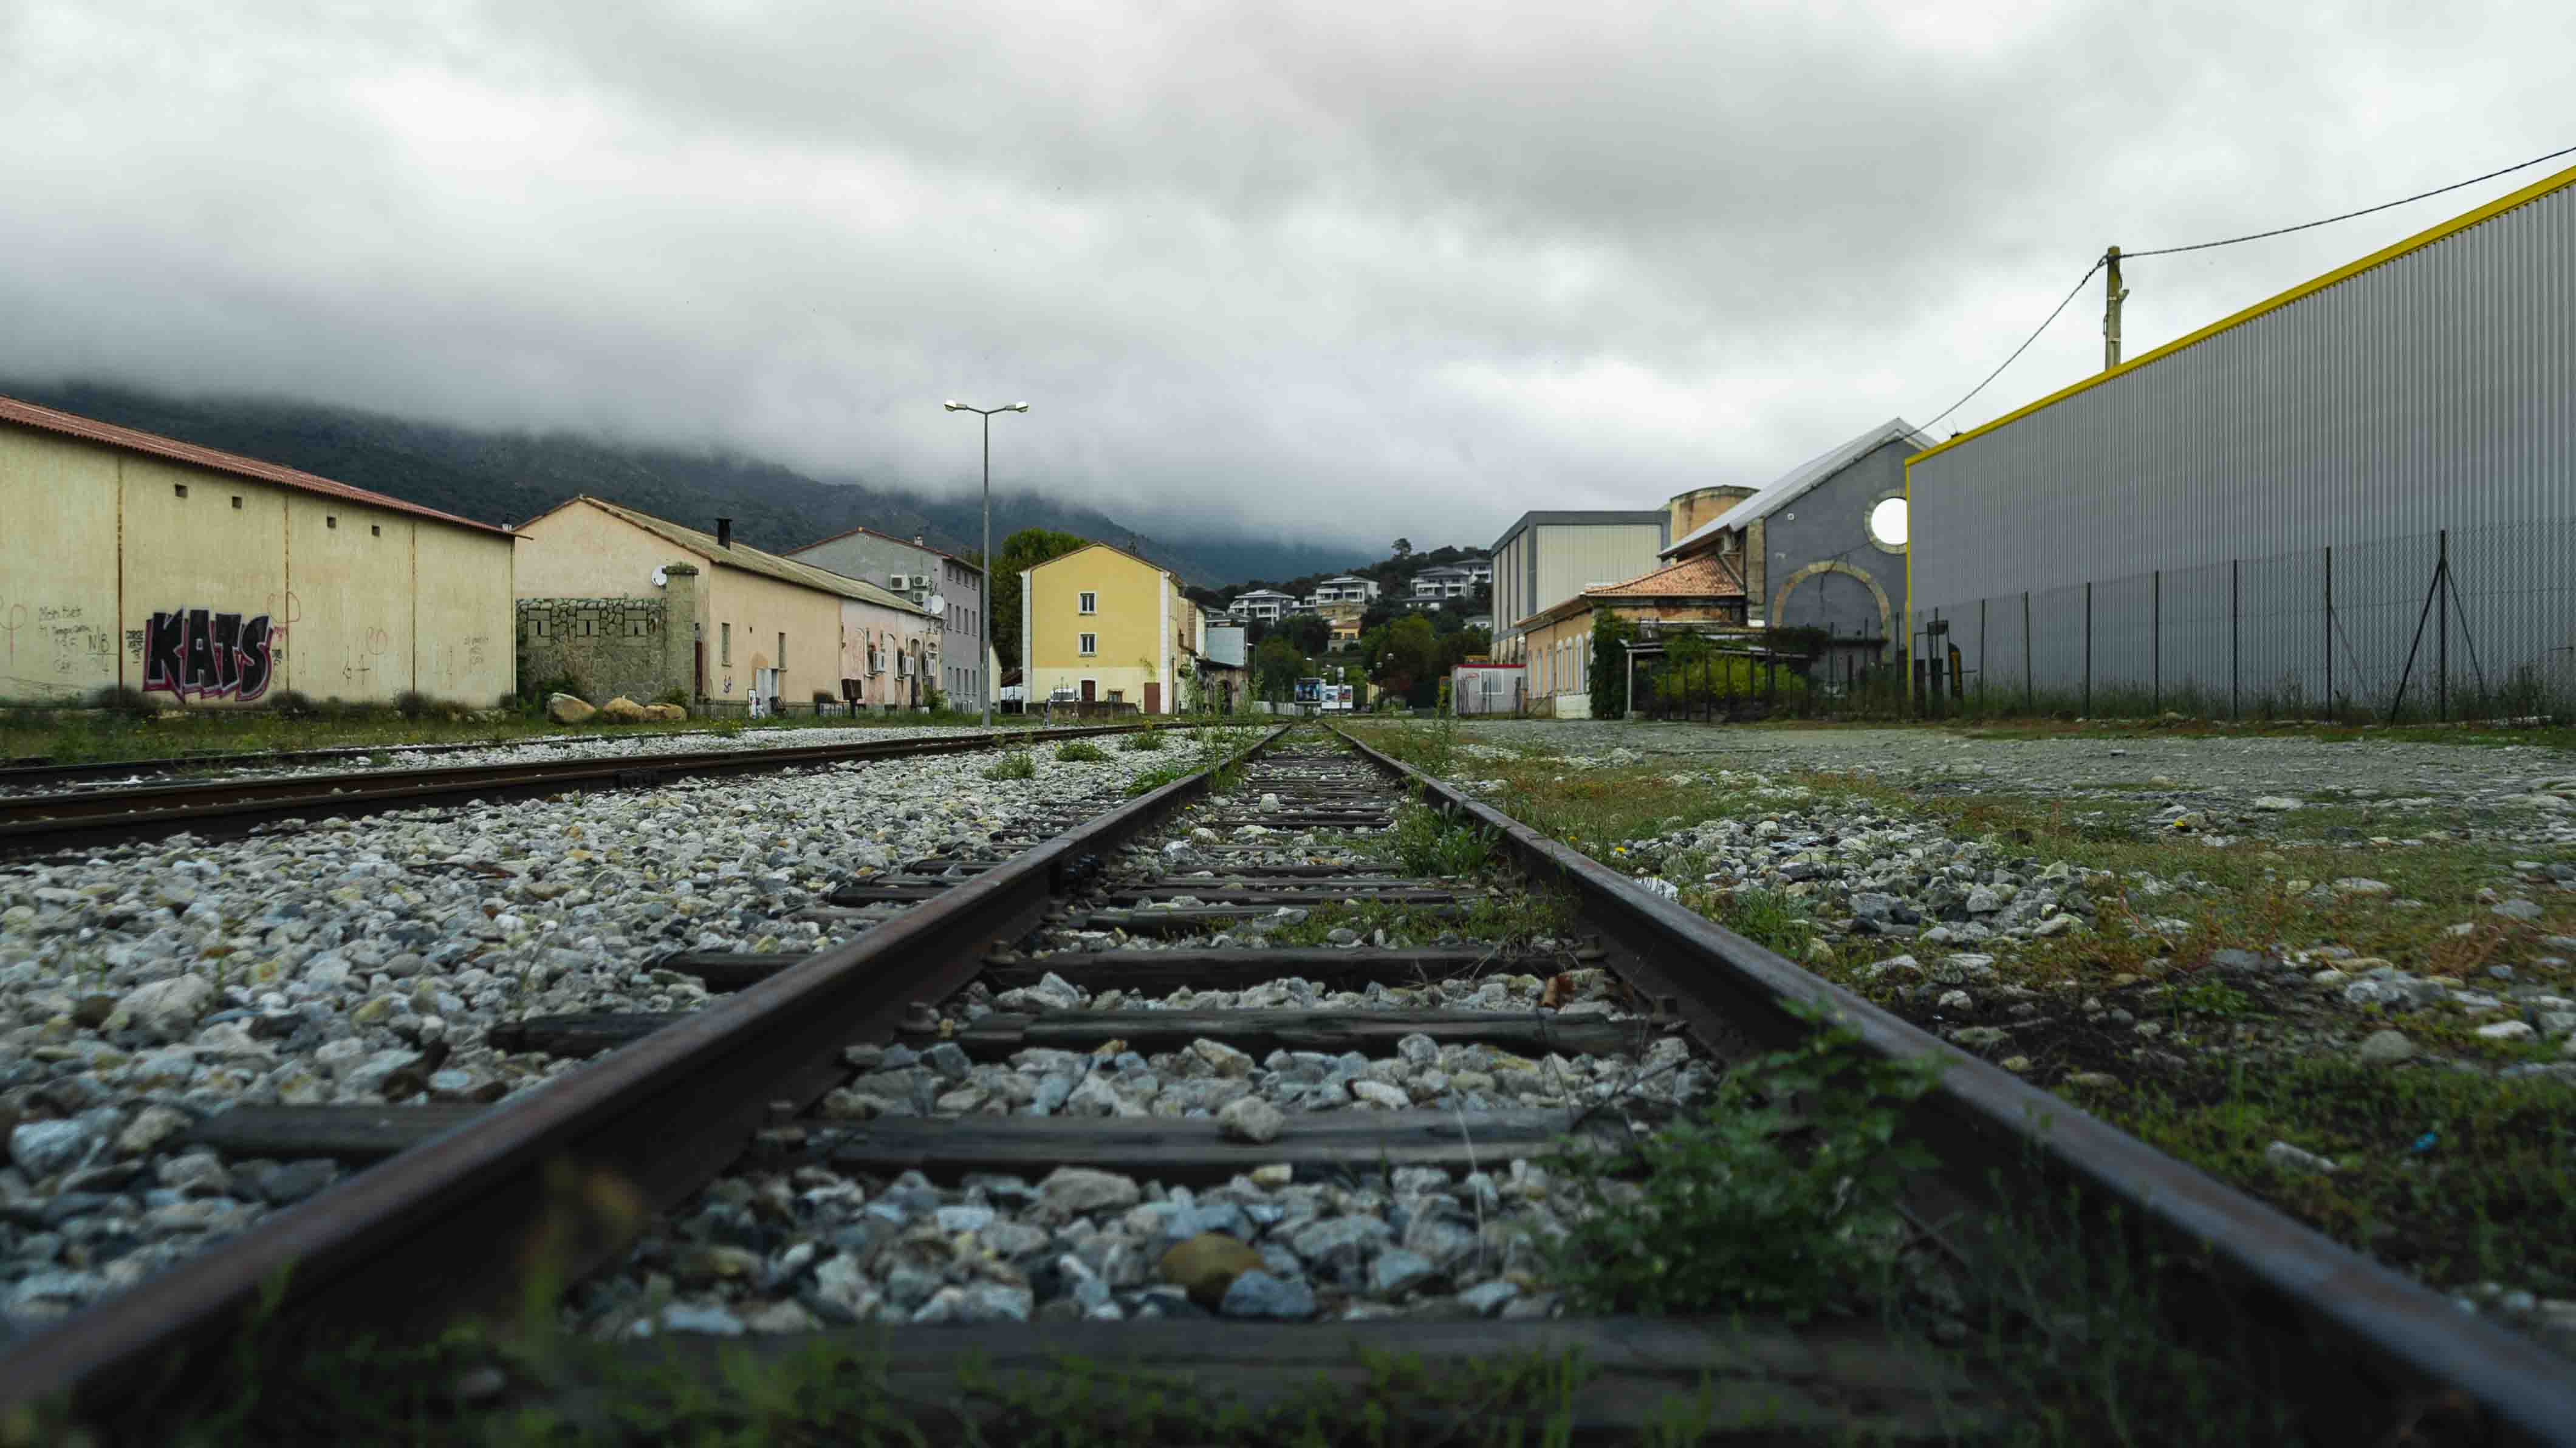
0, 391, 515, 537
525, 496, 926, 613
1663, 417, 1927, 558
1490, 509, 1667, 555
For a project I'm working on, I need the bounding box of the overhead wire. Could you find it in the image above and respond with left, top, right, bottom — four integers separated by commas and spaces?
1920, 256, 2103, 434
2123, 141, 2576, 258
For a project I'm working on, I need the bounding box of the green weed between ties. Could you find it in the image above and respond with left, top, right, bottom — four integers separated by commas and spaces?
981, 750, 1037, 782
1120, 727, 1170, 753
1546, 1005, 1942, 1319
1053, 740, 1111, 763
1380, 803, 1496, 878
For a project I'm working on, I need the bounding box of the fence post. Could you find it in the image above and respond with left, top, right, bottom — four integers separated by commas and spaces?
2083, 582, 2093, 717
2152, 569, 2162, 714
2230, 559, 2239, 720
2323, 545, 2334, 719
2437, 528, 2450, 722
1978, 597, 1988, 711
2022, 590, 2033, 713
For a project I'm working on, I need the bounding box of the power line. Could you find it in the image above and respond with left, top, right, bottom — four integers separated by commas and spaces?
1922, 257, 2103, 433
2125, 141, 2576, 258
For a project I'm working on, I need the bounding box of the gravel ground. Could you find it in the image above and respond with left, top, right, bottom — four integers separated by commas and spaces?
7, 722, 1045, 799
1425, 719, 2576, 1357
1448, 720, 2576, 821
0, 731, 1248, 1330
569, 741, 1707, 1338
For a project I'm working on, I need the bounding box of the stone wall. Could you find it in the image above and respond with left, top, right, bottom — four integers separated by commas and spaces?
516, 596, 679, 704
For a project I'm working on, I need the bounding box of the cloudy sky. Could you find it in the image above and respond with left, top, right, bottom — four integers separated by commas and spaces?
3, 1, 2568, 550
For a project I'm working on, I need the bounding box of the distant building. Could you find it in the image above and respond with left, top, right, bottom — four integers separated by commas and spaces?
1311, 575, 1379, 606
1514, 553, 1749, 717
0, 392, 515, 708
516, 497, 933, 714
1660, 418, 1926, 669
1199, 617, 1249, 712
786, 524, 989, 712
1228, 588, 1298, 622
1490, 510, 1669, 664
1407, 559, 1492, 604
1023, 542, 1204, 713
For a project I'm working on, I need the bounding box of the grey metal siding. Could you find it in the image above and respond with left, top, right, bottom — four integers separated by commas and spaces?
1759, 442, 1906, 641
1910, 180, 2576, 712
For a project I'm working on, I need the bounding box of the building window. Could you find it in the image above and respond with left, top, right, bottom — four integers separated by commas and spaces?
1866, 494, 1910, 553
1078, 632, 1097, 655
721, 623, 731, 664
231, 496, 242, 509
173, 484, 188, 499
1078, 592, 1097, 614
371, 524, 382, 537
778, 631, 786, 669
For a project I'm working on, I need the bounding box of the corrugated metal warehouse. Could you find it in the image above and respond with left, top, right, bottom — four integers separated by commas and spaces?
0, 394, 518, 708
1906, 163, 2576, 717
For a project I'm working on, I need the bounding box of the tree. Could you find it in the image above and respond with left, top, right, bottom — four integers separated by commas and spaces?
987, 527, 1091, 669
1589, 609, 1636, 720
1254, 637, 1304, 701
1368, 615, 1440, 704
1280, 613, 1331, 657
1392, 538, 1413, 559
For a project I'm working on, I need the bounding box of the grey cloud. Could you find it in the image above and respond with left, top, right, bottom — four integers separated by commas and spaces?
1, 0, 2569, 549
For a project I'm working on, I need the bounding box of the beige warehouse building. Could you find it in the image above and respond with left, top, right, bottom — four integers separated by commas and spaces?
0, 393, 516, 707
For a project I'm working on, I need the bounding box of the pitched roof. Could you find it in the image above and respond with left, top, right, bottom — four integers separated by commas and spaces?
1663, 418, 1928, 558
786, 521, 983, 575
1513, 553, 1746, 631
0, 391, 515, 536
1027, 540, 1163, 576
531, 496, 926, 613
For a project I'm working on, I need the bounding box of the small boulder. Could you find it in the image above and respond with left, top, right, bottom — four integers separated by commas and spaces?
1216, 1095, 1285, 1145
600, 696, 650, 723
1160, 1232, 1265, 1308
2354, 1030, 2414, 1067
547, 693, 597, 725
644, 702, 690, 722
1219, 1269, 1316, 1320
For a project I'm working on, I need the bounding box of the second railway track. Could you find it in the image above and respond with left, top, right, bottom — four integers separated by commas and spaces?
4, 723, 2574, 1444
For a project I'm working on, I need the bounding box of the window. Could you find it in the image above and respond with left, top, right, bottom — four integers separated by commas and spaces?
1078, 632, 1097, 655
231, 496, 242, 509
371, 524, 382, 537
326, 515, 338, 529
778, 631, 786, 669
1078, 592, 1097, 614
173, 484, 188, 499
1866, 496, 1910, 551
721, 623, 731, 664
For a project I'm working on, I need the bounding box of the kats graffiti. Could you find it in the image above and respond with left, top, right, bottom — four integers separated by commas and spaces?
142, 609, 280, 700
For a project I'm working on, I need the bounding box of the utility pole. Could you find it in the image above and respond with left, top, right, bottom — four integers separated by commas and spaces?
2103, 246, 2128, 371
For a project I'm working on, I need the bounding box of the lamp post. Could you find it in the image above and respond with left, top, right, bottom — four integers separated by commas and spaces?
943, 400, 1027, 728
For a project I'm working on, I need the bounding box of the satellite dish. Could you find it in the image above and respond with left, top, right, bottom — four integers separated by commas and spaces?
925, 592, 947, 616
651, 567, 668, 587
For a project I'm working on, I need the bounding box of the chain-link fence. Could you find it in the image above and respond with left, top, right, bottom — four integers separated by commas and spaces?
1900, 517, 2576, 722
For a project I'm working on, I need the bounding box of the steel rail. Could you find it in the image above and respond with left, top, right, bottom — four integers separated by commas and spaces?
0, 723, 752, 791
1331, 725, 2576, 1448
0, 725, 1289, 1429
0, 723, 1159, 852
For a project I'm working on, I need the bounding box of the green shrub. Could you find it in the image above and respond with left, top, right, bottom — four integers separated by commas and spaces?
982, 750, 1037, 781
269, 690, 319, 719
1547, 1008, 1941, 1319
1121, 728, 1170, 753
392, 690, 432, 720
1055, 740, 1111, 762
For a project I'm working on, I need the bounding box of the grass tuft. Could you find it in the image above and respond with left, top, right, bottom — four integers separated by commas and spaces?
981, 750, 1037, 781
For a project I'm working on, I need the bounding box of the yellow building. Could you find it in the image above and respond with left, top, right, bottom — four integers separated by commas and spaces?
0, 392, 515, 708
1021, 543, 1204, 712
515, 497, 928, 712
1514, 553, 1748, 717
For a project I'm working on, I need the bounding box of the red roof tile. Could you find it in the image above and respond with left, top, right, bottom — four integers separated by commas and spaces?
1583, 553, 1745, 599
0, 392, 515, 536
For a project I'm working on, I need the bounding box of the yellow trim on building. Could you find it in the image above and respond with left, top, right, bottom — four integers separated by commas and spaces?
1906, 160, 2576, 468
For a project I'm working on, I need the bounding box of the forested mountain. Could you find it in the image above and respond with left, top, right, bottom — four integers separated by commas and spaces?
3, 379, 1389, 587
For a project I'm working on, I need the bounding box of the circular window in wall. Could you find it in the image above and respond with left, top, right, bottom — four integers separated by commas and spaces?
1866, 496, 1909, 551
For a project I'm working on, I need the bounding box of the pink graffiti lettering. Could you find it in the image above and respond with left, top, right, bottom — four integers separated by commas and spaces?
143, 609, 276, 700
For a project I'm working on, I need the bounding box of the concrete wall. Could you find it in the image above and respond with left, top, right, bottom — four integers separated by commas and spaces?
0, 423, 512, 707
1024, 545, 1181, 712
1753, 440, 1906, 650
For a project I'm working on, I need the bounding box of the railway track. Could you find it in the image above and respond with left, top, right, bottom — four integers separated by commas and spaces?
0, 722, 1152, 852
3, 724, 2573, 1443
0, 723, 756, 794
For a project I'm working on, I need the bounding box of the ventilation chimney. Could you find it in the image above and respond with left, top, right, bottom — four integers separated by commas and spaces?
912, 533, 925, 545
716, 517, 733, 550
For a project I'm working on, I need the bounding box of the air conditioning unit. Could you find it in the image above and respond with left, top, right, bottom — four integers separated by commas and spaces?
887, 573, 911, 590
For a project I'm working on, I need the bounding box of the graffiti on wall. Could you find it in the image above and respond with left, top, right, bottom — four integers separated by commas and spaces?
142, 608, 281, 700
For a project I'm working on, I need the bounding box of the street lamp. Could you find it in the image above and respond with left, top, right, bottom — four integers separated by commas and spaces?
943, 400, 1028, 728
